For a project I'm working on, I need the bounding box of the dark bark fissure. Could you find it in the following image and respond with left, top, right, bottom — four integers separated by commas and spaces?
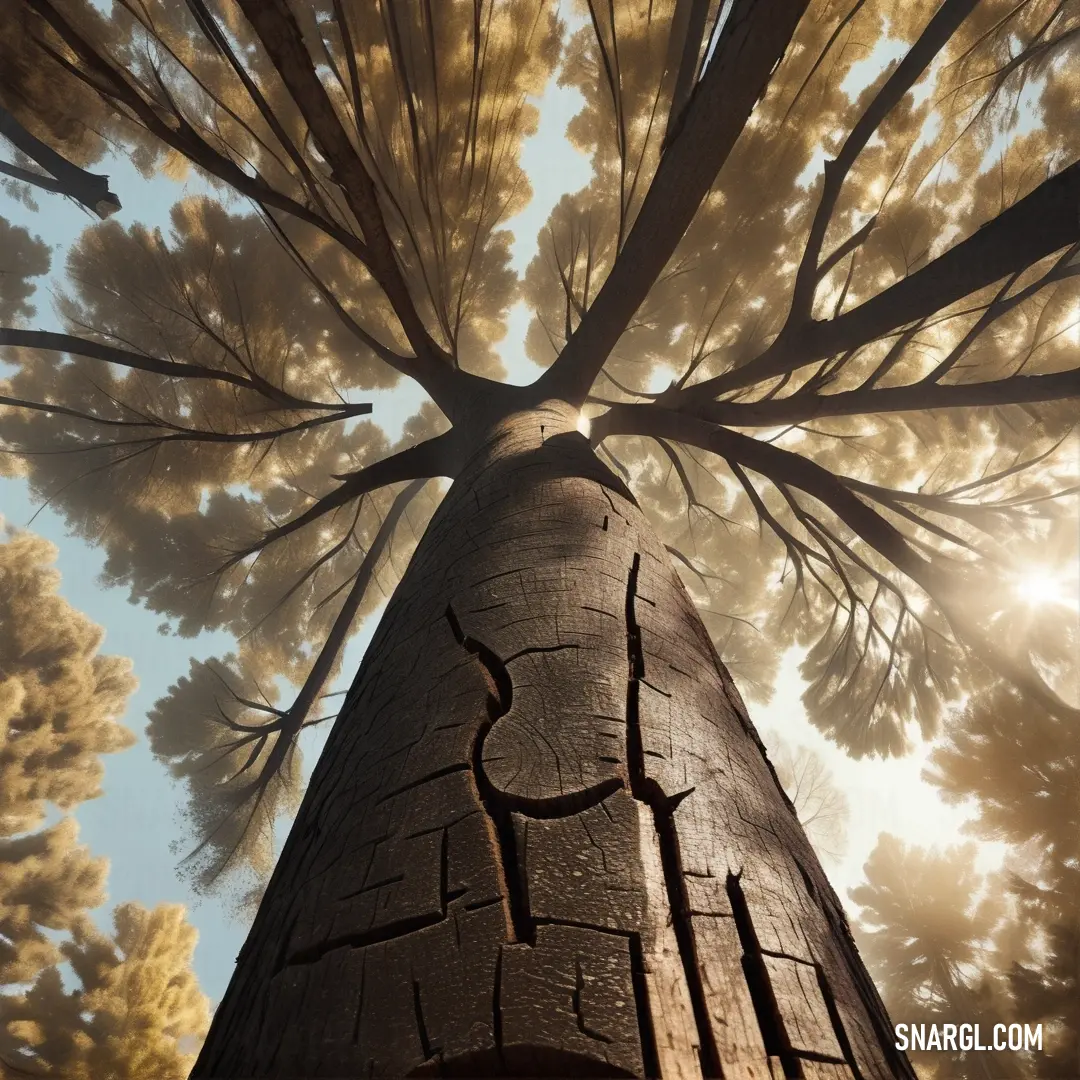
625, 551, 722, 1079
375, 764, 471, 806
493, 944, 504, 1056
445, 601, 531, 947
726, 871, 800, 1078
440, 614, 655, 1076
270, 909, 299, 978
280, 906, 447, 972
444, 589, 666, 1073
444, 601, 628, 948
575, 956, 615, 1043
815, 960, 867, 1080
627, 932, 663, 1080
528, 915, 659, 1074
351, 951, 367, 1046
794, 857, 817, 901
413, 978, 438, 1062
337, 873, 405, 902
816, 889, 918, 1080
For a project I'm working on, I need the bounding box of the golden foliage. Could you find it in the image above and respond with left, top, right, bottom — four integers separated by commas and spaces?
0, 527, 209, 1076
1, 903, 211, 1079
0, 527, 135, 836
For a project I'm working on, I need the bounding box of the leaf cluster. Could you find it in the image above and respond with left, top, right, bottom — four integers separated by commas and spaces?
0, 526, 210, 1077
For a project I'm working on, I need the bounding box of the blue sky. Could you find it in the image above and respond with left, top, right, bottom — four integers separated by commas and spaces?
1, 32, 1010, 1012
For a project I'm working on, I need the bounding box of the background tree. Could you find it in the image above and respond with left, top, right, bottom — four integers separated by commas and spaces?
849, 665, 1080, 1080
0, 527, 136, 837
0, 219, 50, 328
924, 682, 1080, 1079
0, 0, 1077, 1076
850, 834, 1031, 1080
0, 526, 210, 1078
763, 732, 850, 865
1, 903, 210, 1080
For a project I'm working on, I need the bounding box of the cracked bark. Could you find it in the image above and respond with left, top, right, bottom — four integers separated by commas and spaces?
193, 402, 913, 1079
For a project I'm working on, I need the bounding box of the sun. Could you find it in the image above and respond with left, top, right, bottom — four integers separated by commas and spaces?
1014, 567, 1075, 608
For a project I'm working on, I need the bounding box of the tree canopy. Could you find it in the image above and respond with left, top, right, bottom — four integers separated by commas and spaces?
0, 0, 1076, 957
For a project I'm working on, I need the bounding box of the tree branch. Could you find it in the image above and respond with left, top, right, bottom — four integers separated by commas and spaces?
24, 2, 375, 261
668, 367, 1080, 427
179, 475, 429, 883
233, 0, 470, 418
0, 328, 358, 411
816, 214, 878, 284
257, 208, 420, 381
599, 403, 934, 575
0, 104, 120, 217
181, 0, 341, 224
221, 429, 458, 567
0, 395, 365, 451
787, 0, 978, 327
660, 0, 712, 147
536, 0, 809, 406
596, 402, 1080, 719
231, 477, 428, 804
683, 157, 1080, 402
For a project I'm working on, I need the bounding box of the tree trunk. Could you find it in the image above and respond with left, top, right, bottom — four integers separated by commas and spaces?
192, 401, 913, 1080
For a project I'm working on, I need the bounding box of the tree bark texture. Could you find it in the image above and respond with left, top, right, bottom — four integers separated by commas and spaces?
193, 402, 914, 1080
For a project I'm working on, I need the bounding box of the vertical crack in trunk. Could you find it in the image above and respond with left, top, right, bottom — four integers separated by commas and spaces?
793, 857, 816, 901
573, 955, 614, 1044
412, 978, 438, 1064
445, 603, 533, 945
628, 930, 662, 1079
813, 961, 864, 1080
493, 944, 504, 1057
269, 909, 299, 978
725, 872, 800, 1079
625, 554, 724, 1079
445, 599, 628, 950
351, 951, 367, 1046
813, 886, 917, 1080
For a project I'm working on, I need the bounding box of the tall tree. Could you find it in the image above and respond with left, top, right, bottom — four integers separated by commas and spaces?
0, 0, 1077, 1076
0, 526, 211, 1078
